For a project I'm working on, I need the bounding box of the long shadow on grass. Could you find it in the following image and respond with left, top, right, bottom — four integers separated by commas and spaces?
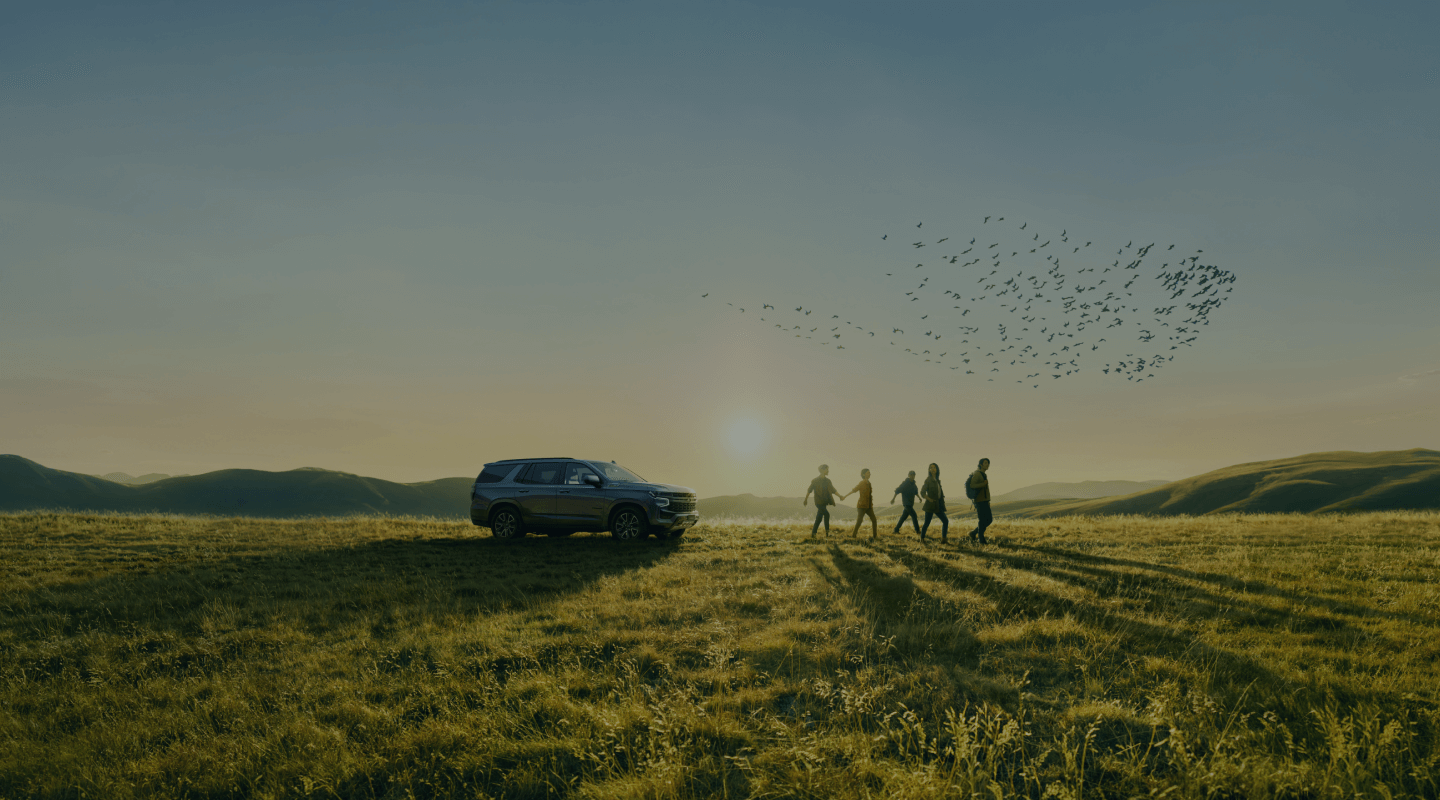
971, 543, 1398, 650
813, 544, 984, 668
877, 544, 1285, 695
1010, 542, 1439, 630
4, 534, 678, 660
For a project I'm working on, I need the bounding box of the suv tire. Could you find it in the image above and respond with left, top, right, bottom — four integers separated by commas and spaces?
491, 508, 524, 540
610, 507, 649, 541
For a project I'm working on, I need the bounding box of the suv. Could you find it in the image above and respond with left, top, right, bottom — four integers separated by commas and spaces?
471, 458, 698, 541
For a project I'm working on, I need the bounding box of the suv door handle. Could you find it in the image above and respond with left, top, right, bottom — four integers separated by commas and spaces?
558, 490, 571, 494
517, 489, 530, 494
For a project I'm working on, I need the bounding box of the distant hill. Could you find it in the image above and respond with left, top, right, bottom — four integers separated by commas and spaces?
699, 493, 855, 520
1015, 449, 1440, 517
7, 449, 1435, 521
698, 481, 1172, 521
994, 479, 1168, 502
698, 494, 1078, 522
97, 472, 187, 485
0, 456, 471, 519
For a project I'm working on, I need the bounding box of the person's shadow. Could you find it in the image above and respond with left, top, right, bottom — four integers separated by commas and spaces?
1009, 541, 1438, 630
875, 542, 1286, 697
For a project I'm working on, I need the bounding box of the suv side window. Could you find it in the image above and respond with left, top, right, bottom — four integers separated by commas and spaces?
476, 464, 518, 484
563, 462, 601, 485
517, 462, 564, 485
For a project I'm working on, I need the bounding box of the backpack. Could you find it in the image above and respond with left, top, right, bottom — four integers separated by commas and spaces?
964, 473, 978, 500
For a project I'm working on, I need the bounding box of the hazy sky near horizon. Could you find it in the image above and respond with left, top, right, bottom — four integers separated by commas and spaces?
3, 1, 1437, 497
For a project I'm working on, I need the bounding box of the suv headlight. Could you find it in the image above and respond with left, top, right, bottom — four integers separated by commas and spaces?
650, 492, 670, 507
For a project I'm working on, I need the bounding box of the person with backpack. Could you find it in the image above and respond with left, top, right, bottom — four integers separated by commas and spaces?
891, 470, 921, 536
803, 464, 840, 538
966, 458, 993, 545
919, 462, 948, 544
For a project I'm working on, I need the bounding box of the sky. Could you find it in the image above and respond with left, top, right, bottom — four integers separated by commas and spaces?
2, 0, 1437, 498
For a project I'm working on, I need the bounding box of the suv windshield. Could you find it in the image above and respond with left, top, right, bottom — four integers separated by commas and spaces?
588, 461, 646, 483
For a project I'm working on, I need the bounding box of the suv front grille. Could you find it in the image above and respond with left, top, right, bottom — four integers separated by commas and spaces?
663, 493, 697, 513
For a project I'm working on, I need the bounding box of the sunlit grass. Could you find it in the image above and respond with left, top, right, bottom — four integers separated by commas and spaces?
2, 511, 1438, 798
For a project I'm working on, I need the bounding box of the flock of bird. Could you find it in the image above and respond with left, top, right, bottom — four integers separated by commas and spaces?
704, 216, 1236, 386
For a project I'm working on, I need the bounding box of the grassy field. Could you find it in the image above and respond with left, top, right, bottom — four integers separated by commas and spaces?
2, 511, 1438, 799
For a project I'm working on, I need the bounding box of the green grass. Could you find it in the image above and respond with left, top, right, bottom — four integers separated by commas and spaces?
2, 511, 1438, 799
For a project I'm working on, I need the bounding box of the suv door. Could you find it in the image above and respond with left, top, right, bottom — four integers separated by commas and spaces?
513, 462, 563, 525
555, 462, 608, 528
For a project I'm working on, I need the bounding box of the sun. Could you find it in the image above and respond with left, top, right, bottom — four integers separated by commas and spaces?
723, 415, 769, 459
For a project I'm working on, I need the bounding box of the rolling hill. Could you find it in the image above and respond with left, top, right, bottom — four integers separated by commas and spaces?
1015, 448, 1440, 517
97, 472, 186, 485
4, 449, 1436, 520
698, 493, 854, 519
0, 456, 472, 519
993, 479, 1167, 502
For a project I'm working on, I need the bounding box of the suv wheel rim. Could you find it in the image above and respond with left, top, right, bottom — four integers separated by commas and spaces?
495, 513, 517, 538
615, 511, 642, 540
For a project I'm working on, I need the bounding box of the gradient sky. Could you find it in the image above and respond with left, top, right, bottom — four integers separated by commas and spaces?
3, 1, 1437, 497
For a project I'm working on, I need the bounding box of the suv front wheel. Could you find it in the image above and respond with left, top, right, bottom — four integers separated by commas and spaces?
491, 508, 524, 539
610, 507, 649, 541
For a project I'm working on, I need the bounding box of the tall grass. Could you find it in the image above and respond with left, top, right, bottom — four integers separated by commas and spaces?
1, 511, 1437, 798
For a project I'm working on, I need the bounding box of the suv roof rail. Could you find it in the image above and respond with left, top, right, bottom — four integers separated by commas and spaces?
488, 457, 574, 464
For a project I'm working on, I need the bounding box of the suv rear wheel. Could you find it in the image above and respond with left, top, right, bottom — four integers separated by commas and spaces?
610, 507, 648, 541
491, 508, 524, 539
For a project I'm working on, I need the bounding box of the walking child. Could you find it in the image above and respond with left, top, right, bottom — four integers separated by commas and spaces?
803, 464, 839, 537
849, 469, 878, 539
892, 470, 920, 535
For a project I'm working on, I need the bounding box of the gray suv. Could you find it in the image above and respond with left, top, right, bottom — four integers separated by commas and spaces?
471, 458, 698, 541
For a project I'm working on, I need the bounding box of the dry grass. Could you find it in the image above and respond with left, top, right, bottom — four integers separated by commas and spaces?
2, 510, 1438, 799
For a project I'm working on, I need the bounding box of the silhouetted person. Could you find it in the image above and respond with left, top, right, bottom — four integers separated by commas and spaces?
804, 464, 839, 537
849, 468, 878, 539
967, 458, 992, 545
920, 462, 948, 544
891, 470, 920, 535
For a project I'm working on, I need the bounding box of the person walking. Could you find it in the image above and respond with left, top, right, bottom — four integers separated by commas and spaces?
919, 462, 948, 544
967, 458, 993, 545
803, 464, 840, 537
849, 468, 878, 539
891, 470, 921, 536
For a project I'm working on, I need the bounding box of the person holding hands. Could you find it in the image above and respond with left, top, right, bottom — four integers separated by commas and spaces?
804, 464, 840, 538
920, 462, 949, 544
849, 468, 878, 540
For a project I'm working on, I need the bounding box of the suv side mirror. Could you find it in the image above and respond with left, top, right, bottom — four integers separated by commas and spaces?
584, 473, 602, 487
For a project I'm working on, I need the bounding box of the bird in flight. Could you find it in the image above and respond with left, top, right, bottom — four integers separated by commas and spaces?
701, 293, 708, 297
